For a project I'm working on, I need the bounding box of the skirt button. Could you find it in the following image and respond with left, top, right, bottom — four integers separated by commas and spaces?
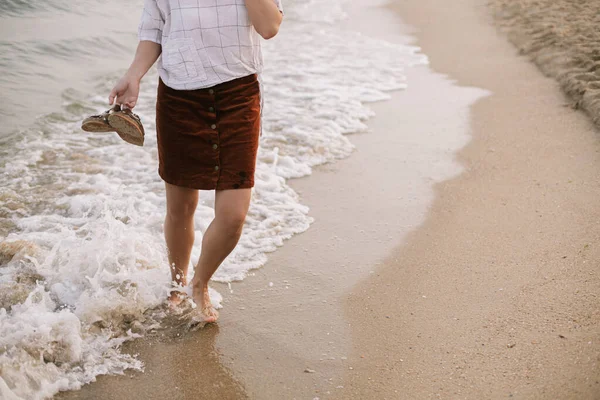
214, 165, 220, 171
211, 124, 217, 130
212, 143, 218, 149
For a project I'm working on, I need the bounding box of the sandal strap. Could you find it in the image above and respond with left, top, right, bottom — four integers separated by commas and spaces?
90, 104, 120, 118
90, 104, 140, 121
121, 108, 141, 121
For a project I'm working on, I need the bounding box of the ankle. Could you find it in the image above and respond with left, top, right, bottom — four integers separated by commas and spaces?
170, 264, 188, 284
191, 279, 208, 290
171, 279, 187, 289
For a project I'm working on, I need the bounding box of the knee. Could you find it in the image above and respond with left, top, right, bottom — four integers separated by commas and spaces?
166, 199, 197, 223
219, 211, 247, 238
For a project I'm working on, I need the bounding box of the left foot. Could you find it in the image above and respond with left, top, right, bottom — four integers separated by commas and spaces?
190, 282, 219, 324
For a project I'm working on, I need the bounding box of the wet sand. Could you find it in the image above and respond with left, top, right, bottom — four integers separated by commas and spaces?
335, 0, 600, 399
56, 0, 600, 399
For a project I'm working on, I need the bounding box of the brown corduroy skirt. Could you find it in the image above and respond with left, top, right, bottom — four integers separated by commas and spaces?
156, 74, 261, 190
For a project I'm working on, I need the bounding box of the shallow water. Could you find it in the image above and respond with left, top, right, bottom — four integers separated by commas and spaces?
0, 0, 427, 398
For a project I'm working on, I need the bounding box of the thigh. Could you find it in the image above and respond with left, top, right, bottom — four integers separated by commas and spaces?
214, 188, 252, 220
165, 182, 199, 216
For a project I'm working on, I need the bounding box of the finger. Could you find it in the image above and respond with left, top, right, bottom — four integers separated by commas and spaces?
108, 88, 117, 105
125, 97, 137, 109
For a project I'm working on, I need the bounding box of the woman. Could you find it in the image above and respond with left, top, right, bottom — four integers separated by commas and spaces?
108, 0, 283, 323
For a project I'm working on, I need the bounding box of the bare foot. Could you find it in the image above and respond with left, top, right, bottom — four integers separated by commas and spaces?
191, 282, 219, 324
168, 290, 187, 308
168, 270, 188, 308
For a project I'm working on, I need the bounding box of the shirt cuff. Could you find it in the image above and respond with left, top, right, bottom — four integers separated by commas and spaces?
138, 31, 162, 45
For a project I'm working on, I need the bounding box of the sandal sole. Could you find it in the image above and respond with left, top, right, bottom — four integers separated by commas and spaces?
81, 119, 115, 133
107, 113, 145, 146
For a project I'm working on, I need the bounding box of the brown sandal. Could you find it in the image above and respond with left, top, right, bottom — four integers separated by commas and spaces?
107, 106, 145, 147
81, 106, 118, 133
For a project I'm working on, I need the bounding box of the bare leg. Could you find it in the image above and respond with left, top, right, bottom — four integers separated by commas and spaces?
164, 183, 199, 305
191, 188, 252, 322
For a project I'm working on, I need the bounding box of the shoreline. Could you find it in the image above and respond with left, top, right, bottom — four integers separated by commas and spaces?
336, 0, 600, 398
55, 0, 600, 398
56, 0, 484, 398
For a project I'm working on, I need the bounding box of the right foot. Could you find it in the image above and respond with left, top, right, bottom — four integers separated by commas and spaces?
167, 290, 188, 308
168, 271, 188, 308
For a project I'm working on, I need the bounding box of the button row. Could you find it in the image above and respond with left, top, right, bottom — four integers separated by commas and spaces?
208, 87, 218, 173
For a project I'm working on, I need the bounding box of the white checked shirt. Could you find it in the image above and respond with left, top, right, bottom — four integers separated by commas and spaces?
138, 0, 283, 90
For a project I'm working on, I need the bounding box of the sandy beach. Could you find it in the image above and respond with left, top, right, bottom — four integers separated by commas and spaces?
336, 0, 600, 398
490, 0, 600, 128
53, 0, 600, 399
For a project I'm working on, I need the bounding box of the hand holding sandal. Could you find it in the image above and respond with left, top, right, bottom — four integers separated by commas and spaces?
81, 104, 145, 146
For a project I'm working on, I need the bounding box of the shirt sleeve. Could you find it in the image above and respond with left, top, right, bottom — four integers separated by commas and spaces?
138, 0, 164, 44
273, 0, 283, 14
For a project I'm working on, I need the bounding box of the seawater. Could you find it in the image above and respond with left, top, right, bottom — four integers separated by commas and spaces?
0, 0, 427, 398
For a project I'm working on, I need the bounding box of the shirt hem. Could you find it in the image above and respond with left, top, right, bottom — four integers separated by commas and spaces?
159, 70, 261, 91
